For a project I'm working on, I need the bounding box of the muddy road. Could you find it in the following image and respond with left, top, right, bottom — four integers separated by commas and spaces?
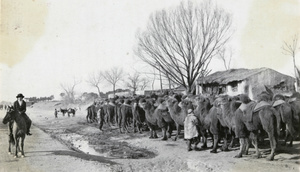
0, 102, 299, 172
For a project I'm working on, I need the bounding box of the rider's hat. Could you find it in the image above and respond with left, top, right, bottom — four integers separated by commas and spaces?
16, 93, 25, 98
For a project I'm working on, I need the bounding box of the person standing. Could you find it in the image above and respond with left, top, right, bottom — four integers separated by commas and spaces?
184, 108, 200, 151
13, 93, 32, 135
54, 109, 58, 118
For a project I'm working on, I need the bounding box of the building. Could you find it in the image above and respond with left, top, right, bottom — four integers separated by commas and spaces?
196, 67, 295, 100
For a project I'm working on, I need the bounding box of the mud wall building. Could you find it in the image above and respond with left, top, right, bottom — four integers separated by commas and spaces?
196, 68, 295, 100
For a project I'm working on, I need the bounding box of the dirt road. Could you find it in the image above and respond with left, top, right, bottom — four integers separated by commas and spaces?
1, 102, 300, 172
0, 110, 114, 172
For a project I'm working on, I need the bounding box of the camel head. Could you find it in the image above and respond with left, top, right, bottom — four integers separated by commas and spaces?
139, 98, 155, 110
166, 97, 178, 107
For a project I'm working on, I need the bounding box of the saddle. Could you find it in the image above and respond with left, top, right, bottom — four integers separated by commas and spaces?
253, 101, 271, 112
239, 101, 272, 122
239, 101, 256, 122
272, 99, 286, 107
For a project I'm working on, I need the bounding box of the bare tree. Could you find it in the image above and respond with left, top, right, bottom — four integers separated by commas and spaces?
126, 72, 141, 94
135, 0, 232, 93
102, 67, 124, 95
86, 71, 103, 97
126, 72, 150, 94
282, 34, 299, 88
140, 77, 150, 90
60, 77, 81, 103
217, 47, 233, 70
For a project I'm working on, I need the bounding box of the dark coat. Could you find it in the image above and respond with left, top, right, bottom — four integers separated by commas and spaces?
13, 100, 27, 114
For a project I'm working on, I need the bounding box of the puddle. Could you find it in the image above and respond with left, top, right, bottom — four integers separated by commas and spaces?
59, 133, 109, 157
72, 139, 109, 157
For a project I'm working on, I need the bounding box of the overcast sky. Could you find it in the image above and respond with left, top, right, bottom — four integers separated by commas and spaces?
1, 0, 300, 102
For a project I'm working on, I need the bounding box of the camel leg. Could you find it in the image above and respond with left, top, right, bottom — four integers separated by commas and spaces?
229, 135, 236, 148
153, 130, 158, 138
167, 124, 172, 139
173, 123, 180, 141
234, 138, 245, 158
221, 132, 229, 152
286, 123, 294, 147
201, 136, 207, 149
210, 135, 219, 153
266, 132, 276, 161
282, 129, 289, 146
244, 137, 250, 155
161, 128, 168, 141
250, 133, 262, 159
133, 118, 137, 133
124, 121, 130, 134
149, 129, 153, 138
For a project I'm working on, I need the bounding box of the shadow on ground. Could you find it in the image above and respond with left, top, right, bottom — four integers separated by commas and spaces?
26, 150, 118, 165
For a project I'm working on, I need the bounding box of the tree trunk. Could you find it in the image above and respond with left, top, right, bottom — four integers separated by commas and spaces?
96, 86, 101, 98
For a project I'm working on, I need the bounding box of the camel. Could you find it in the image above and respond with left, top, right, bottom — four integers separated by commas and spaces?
106, 100, 117, 127
213, 95, 241, 151
288, 92, 300, 140
258, 88, 298, 146
115, 99, 124, 130
193, 96, 218, 151
119, 99, 133, 133
139, 98, 173, 140
272, 94, 297, 146
132, 97, 146, 133
166, 97, 189, 141
234, 94, 278, 161
86, 104, 97, 123
139, 98, 159, 139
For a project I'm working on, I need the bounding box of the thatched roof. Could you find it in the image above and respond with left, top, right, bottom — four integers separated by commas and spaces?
197, 67, 294, 85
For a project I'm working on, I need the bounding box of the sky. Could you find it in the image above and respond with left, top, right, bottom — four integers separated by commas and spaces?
1, 0, 300, 102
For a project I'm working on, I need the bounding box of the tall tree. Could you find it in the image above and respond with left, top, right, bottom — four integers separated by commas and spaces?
60, 77, 81, 103
86, 71, 103, 98
135, 0, 232, 93
102, 67, 124, 95
282, 34, 299, 89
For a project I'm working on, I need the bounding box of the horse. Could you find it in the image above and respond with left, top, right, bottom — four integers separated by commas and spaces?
2, 108, 27, 158
67, 108, 76, 117
59, 108, 68, 116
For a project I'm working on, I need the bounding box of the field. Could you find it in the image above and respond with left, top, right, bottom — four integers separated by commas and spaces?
1, 101, 300, 172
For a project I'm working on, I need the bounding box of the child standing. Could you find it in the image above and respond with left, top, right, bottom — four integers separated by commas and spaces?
184, 108, 200, 151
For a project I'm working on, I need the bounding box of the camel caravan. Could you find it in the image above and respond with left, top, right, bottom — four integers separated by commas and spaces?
83, 68, 300, 161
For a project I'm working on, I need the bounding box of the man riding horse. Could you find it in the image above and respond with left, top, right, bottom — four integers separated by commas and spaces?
11, 93, 32, 136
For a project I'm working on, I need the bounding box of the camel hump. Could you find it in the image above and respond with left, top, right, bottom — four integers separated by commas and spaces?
238, 101, 256, 122
157, 104, 167, 110
108, 102, 116, 107
272, 99, 286, 107
254, 101, 271, 112
288, 97, 297, 103
239, 101, 256, 112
